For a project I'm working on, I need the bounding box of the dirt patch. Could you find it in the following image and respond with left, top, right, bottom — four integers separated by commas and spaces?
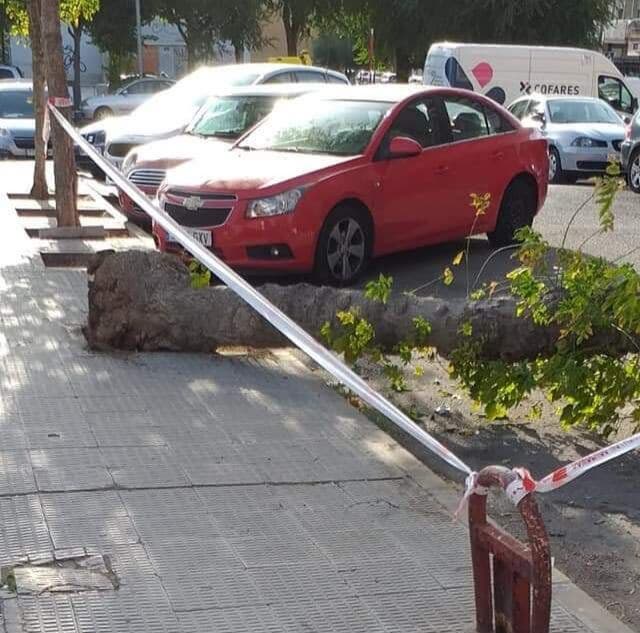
302, 352, 640, 631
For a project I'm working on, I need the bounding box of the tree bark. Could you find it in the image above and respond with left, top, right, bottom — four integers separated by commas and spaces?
41, 0, 78, 227
84, 250, 629, 363
282, 2, 298, 56
26, 0, 48, 200
70, 22, 83, 114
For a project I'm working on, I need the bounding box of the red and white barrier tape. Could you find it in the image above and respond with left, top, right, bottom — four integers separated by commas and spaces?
48, 103, 640, 512
47, 103, 472, 478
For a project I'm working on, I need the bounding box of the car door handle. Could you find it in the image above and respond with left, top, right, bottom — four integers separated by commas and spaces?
435, 165, 449, 176
491, 150, 505, 160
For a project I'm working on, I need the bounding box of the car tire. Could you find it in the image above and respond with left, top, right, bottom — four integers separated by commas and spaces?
627, 149, 640, 194
94, 107, 113, 121
487, 179, 536, 248
314, 204, 372, 286
548, 146, 564, 184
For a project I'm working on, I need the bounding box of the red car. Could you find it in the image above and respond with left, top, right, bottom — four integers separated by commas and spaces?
155, 85, 548, 284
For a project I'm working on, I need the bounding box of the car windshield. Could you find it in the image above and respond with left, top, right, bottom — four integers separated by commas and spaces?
0, 90, 34, 118
133, 67, 262, 124
188, 95, 278, 139
238, 99, 392, 156
547, 99, 621, 124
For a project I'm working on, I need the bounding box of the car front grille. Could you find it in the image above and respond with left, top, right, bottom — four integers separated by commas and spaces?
612, 139, 623, 152
107, 142, 135, 158
128, 169, 166, 188
164, 202, 232, 228
13, 137, 34, 150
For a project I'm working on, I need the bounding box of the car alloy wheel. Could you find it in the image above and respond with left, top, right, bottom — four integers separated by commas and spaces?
326, 218, 366, 283
630, 154, 640, 192
548, 149, 558, 182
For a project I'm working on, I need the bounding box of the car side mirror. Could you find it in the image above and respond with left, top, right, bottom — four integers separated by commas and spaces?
632, 97, 638, 112
531, 111, 545, 124
120, 89, 128, 95
388, 136, 422, 159
624, 115, 632, 125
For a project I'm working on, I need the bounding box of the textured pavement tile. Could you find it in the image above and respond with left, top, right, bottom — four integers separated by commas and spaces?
211, 508, 306, 542
34, 466, 114, 492
230, 534, 329, 568
120, 488, 206, 517
309, 529, 408, 566
361, 588, 477, 633
24, 425, 96, 450
111, 464, 190, 489
0, 496, 53, 565
13, 594, 79, 633
273, 597, 388, 633
47, 515, 139, 549
15, 397, 85, 425
269, 482, 354, 511
337, 556, 442, 596
196, 484, 282, 514
176, 605, 285, 633
144, 536, 244, 575
76, 396, 148, 414
71, 581, 179, 633
249, 562, 355, 603
90, 424, 167, 448
183, 461, 265, 486
0, 450, 36, 494
41, 491, 127, 520
132, 512, 219, 542
163, 568, 266, 611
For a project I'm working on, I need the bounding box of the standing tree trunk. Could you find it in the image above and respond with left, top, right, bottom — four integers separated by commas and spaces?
69, 21, 84, 115
41, 0, 78, 227
26, 0, 48, 200
281, 2, 299, 56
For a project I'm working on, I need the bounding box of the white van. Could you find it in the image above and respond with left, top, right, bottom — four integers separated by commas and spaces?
424, 43, 638, 118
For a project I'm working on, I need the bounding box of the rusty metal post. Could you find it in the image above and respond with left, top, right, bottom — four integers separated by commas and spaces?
469, 466, 551, 633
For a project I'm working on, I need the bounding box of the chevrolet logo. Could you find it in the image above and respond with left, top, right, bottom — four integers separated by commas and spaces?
183, 196, 203, 211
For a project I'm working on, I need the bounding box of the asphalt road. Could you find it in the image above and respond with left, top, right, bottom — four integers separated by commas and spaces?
361, 181, 640, 298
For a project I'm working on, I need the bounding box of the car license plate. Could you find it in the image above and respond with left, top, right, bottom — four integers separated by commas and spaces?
168, 229, 212, 247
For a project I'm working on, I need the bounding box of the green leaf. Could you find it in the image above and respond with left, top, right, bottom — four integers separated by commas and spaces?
443, 267, 454, 286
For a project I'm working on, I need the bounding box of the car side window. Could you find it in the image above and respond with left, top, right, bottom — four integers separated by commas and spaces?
484, 106, 515, 134
264, 72, 295, 84
295, 70, 325, 83
598, 75, 634, 113
443, 96, 490, 142
327, 75, 348, 84
0, 68, 14, 79
126, 81, 146, 95
508, 101, 527, 120
386, 97, 447, 149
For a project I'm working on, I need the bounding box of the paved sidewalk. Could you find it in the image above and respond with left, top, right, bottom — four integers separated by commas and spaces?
0, 182, 632, 631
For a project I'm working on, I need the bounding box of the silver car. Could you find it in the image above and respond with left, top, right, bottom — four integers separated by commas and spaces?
508, 95, 625, 183
0, 80, 44, 159
80, 77, 175, 121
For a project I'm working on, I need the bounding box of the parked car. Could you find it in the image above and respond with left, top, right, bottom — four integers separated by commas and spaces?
0, 80, 47, 159
0, 65, 23, 80
119, 84, 331, 225
425, 42, 638, 117
621, 108, 640, 193
508, 94, 625, 183
77, 63, 350, 177
79, 76, 175, 121
154, 85, 548, 284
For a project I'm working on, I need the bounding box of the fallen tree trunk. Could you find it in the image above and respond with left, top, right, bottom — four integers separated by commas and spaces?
84, 251, 627, 361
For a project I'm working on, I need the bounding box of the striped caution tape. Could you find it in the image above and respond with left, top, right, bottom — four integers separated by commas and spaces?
49, 104, 640, 509
48, 103, 473, 478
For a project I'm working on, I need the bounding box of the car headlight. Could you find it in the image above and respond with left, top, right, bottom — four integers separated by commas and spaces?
246, 188, 305, 219
122, 152, 138, 174
571, 137, 607, 148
